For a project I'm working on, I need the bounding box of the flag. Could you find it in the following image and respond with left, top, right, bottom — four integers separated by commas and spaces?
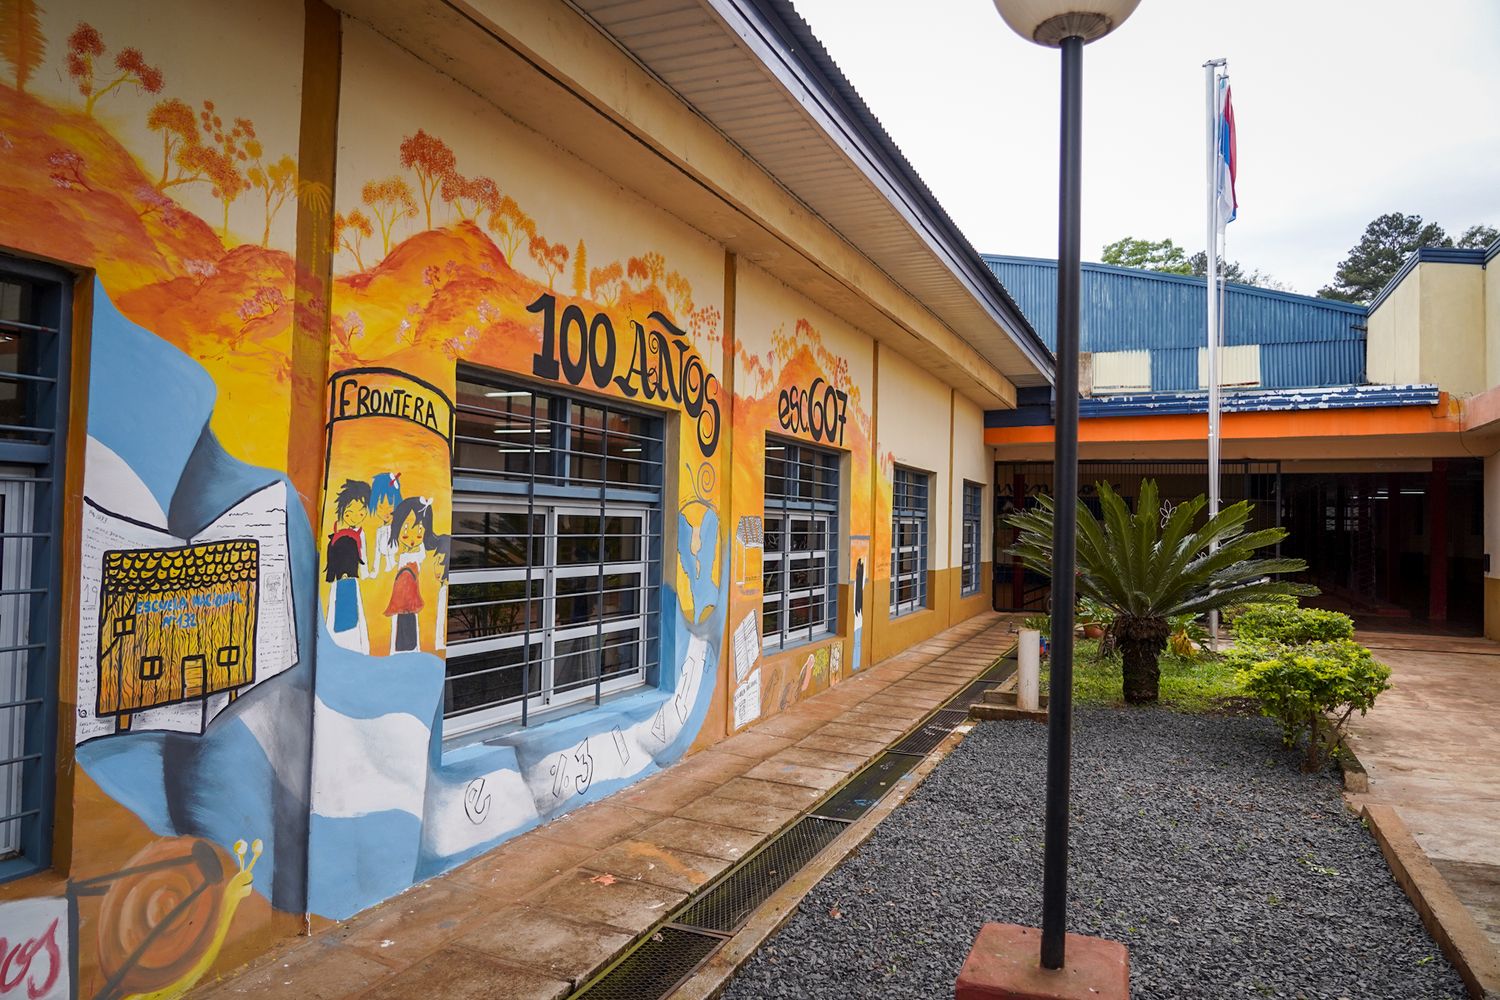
1216, 79, 1237, 228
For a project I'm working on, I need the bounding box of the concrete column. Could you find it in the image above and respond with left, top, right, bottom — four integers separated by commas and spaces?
1429, 459, 1449, 623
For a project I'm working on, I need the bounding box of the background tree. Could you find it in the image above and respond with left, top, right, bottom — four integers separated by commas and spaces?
572, 239, 587, 298
1007, 479, 1312, 704
334, 210, 372, 270
362, 176, 416, 256
486, 195, 533, 264
398, 129, 455, 230
1187, 251, 1290, 291
440, 170, 496, 222
196, 103, 253, 239
66, 23, 162, 115
1318, 213, 1451, 303
146, 97, 203, 188
589, 261, 622, 305
1100, 236, 1193, 274
1457, 224, 1499, 250
641, 250, 666, 288
0, 0, 45, 93
665, 271, 693, 317
626, 256, 649, 291
248, 152, 296, 247
528, 235, 568, 289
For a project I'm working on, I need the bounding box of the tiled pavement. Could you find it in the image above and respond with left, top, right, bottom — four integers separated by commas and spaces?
193, 611, 1022, 1000
1346, 628, 1500, 953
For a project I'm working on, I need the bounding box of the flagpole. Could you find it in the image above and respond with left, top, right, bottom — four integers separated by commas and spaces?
1204, 58, 1225, 648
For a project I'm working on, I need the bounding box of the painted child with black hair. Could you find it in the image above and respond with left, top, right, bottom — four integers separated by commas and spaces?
384, 495, 433, 653
363, 472, 403, 579
325, 478, 371, 653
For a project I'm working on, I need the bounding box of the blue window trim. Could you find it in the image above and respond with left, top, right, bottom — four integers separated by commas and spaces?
762, 435, 840, 651
890, 465, 929, 618
0, 254, 72, 883
960, 480, 983, 597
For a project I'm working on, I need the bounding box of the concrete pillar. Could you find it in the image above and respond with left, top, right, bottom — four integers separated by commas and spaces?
1429, 459, 1449, 623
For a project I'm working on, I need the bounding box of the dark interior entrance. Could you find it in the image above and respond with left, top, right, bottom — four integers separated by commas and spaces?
994, 458, 1482, 634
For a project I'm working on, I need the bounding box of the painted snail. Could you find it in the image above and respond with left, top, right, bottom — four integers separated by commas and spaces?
94, 836, 261, 1000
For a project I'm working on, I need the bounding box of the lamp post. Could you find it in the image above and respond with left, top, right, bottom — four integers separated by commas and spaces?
988, 0, 1139, 979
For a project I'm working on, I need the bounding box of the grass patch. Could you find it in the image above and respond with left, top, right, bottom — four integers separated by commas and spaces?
1040, 638, 1248, 714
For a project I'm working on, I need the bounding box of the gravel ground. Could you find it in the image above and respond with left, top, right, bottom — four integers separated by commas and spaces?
722, 709, 1466, 1000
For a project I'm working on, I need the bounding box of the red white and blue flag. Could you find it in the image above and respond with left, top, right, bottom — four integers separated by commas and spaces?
1216, 78, 1238, 228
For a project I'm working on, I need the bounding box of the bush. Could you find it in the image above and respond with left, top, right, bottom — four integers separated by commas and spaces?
1228, 639, 1391, 770
1231, 604, 1353, 645
1223, 591, 1301, 625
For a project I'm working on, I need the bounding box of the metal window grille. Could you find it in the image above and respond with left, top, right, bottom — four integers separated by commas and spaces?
890, 466, 929, 617
762, 437, 839, 650
961, 480, 982, 596
0, 256, 70, 881
446, 372, 663, 735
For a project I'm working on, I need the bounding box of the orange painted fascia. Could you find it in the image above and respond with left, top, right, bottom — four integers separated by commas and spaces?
985, 396, 1462, 447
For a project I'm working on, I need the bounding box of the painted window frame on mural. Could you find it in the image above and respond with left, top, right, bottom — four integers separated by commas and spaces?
961, 480, 983, 597
891, 465, 930, 618
762, 436, 840, 651
447, 372, 664, 737
0, 255, 72, 882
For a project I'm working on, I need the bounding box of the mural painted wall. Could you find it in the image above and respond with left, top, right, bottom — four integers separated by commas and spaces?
727, 264, 876, 730
304, 21, 731, 919
0, 0, 314, 995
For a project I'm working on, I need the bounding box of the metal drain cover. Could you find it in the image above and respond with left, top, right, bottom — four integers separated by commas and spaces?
811, 752, 921, 821
572, 925, 722, 999
673, 816, 848, 933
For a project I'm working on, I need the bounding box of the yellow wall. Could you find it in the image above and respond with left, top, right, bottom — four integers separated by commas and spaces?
1368, 261, 1486, 396
1487, 256, 1500, 391
948, 392, 993, 623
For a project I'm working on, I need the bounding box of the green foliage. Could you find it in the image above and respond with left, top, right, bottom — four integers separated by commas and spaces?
1231, 604, 1353, 645
1167, 613, 1209, 658
1222, 591, 1299, 626
1042, 638, 1247, 713
1318, 212, 1452, 303
1006, 479, 1314, 703
1457, 224, 1499, 250
1228, 639, 1391, 770
1021, 614, 1050, 638
1100, 236, 1193, 274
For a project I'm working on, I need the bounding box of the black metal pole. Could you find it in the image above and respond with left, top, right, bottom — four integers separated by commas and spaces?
1041, 33, 1083, 972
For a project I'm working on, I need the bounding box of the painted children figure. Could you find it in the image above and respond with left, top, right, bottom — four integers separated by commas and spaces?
363, 472, 403, 579
430, 534, 450, 651
325, 479, 371, 653
384, 496, 433, 654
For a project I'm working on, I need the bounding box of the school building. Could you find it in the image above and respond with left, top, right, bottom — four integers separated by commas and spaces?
983, 248, 1500, 637
0, 0, 1049, 993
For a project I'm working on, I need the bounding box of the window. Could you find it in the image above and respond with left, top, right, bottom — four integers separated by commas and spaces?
446, 373, 663, 735
890, 466, 929, 616
0, 257, 71, 880
762, 437, 839, 650
961, 481, 983, 597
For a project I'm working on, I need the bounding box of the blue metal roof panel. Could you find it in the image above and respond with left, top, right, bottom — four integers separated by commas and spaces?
1261, 340, 1363, 389
984, 383, 1440, 427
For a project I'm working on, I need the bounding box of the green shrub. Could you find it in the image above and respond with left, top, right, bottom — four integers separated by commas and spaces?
1223, 591, 1301, 625
1021, 614, 1050, 637
1228, 639, 1390, 770
1231, 604, 1353, 645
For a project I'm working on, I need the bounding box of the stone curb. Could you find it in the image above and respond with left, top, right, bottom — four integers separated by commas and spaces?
665, 724, 979, 1000
1362, 803, 1500, 1000
1337, 742, 1369, 794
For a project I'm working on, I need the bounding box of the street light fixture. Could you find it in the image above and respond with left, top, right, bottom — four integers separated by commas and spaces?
990, 0, 1139, 979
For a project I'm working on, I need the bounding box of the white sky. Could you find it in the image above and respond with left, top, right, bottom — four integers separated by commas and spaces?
791, 0, 1500, 295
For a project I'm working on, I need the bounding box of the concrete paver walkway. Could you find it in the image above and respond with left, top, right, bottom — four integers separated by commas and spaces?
193, 612, 1021, 1000
1347, 628, 1500, 952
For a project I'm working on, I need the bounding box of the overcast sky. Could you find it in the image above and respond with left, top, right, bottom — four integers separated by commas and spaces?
791, 0, 1500, 295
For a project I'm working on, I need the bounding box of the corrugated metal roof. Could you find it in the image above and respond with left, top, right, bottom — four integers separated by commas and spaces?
986, 383, 1443, 427
570, 0, 1055, 388
985, 254, 1368, 391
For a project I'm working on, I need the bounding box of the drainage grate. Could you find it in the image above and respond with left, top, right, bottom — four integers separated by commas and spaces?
948, 678, 1003, 710
573, 925, 723, 999
674, 816, 849, 933
887, 708, 968, 756
811, 752, 921, 821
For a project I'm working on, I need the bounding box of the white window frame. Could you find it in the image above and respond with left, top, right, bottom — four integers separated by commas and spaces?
961, 480, 983, 597
762, 437, 840, 651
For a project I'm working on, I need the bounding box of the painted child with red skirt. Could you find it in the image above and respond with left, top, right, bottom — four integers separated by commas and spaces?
385, 495, 435, 654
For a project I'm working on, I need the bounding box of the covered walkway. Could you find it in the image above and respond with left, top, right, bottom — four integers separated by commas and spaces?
1346, 629, 1500, 952
194, 613, 1021, 999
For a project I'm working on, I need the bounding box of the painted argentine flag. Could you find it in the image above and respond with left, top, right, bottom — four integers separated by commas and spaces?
1216, 78, 1238, 229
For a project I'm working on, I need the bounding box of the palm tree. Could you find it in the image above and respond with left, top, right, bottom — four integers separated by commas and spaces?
1007, 480, 1313, 704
